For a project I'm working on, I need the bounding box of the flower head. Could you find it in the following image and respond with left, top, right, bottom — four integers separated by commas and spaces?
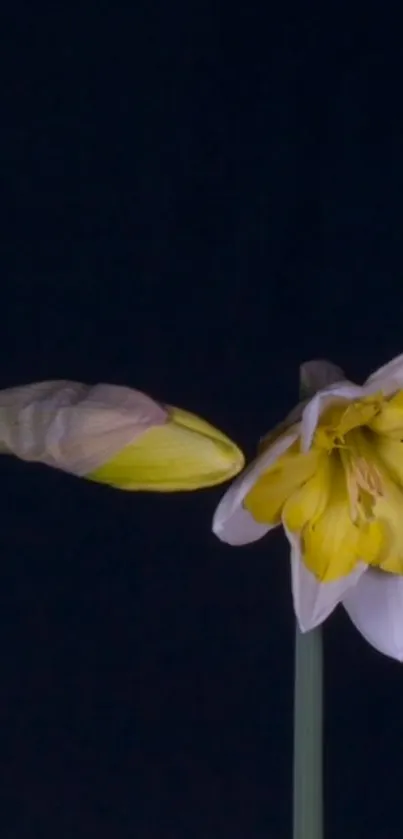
0, 381, 244, 491
213, 354, 403, 660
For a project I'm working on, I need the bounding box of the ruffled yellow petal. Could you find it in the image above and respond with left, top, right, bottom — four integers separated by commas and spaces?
87, 406, 244, 491
368, 434, 403, 572
336, 397, 382, 436
372, 434, 403, 488
369, 389, 403, 438
314, 396, 382, 450
244, 443, 320, 526
282, 452, 331, 533
286, 457, 384, 582
371, 480, 403, 574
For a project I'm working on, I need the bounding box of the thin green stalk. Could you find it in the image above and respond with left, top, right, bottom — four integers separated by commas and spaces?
292, 625, 323, 839
292, 362, 334, 839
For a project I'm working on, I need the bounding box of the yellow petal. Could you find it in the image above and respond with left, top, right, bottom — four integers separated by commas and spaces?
314, 396, 382, 449
372, 480, 403, 574
244, 442, 320, 526
339, 432, 403, 576
288, 456, 383, 582
369, 389, 403, 437
373, 433, 403, 487
282, 452, 331, 533
87, 406, 244, 491
336, 397, 382, 436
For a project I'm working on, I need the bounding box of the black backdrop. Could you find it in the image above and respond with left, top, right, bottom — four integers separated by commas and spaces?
2, 5, 403, 837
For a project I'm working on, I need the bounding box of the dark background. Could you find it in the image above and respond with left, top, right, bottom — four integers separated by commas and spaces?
2, 4, 403, 837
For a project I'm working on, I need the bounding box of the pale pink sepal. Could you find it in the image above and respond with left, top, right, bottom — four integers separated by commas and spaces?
0, 381, 167, 475
299, 359, 345, 395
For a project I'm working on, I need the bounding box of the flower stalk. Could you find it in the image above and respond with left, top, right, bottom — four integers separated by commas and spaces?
292, 623, 323, 839
292, 365, 335, 839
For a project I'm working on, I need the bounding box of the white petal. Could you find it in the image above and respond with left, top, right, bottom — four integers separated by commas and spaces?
212, 428, 299, 546
0, 381, 167, 475
363, 352, 403, 397
285, 525, 367, 631
258, 399, 307, 449
299, 359, 346, 396
300, 382, 364, 452
343, 570, 403, 661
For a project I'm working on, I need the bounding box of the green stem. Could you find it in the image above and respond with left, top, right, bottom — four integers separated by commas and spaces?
292, 625, 323, 839
292, 362, 331, 839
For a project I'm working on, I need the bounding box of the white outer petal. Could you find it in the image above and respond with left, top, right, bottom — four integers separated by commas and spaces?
258, 399, 307, 448
284, 525, 367, 631
0, 381, 167, 475
300, 382, 365, 452
343, 570, 403, 662
259, 360, 347, 452
212, 428, 299, 546
363, 352, 403, 396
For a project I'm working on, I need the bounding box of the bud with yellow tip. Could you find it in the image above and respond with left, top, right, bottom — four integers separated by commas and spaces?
0, 381, 244, 490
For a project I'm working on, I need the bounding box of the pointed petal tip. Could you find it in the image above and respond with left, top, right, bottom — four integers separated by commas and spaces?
204, 438, 246, 487
88, 406, 246, 492
212, 502, 271, 546
343, 571, 403, 662
166, 405, 246, 485
286, 525, 366, 630
212, 430, 301, 546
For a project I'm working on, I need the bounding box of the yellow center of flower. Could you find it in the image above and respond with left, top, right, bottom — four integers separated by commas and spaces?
244, 391, 403, 582
315, 400, 384, 526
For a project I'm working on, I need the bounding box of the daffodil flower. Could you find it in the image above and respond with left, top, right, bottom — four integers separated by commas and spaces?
0, 380, 244, 490
213, 354, 403, 661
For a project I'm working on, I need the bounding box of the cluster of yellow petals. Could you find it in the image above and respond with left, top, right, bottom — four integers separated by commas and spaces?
244, 391, 403, 582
